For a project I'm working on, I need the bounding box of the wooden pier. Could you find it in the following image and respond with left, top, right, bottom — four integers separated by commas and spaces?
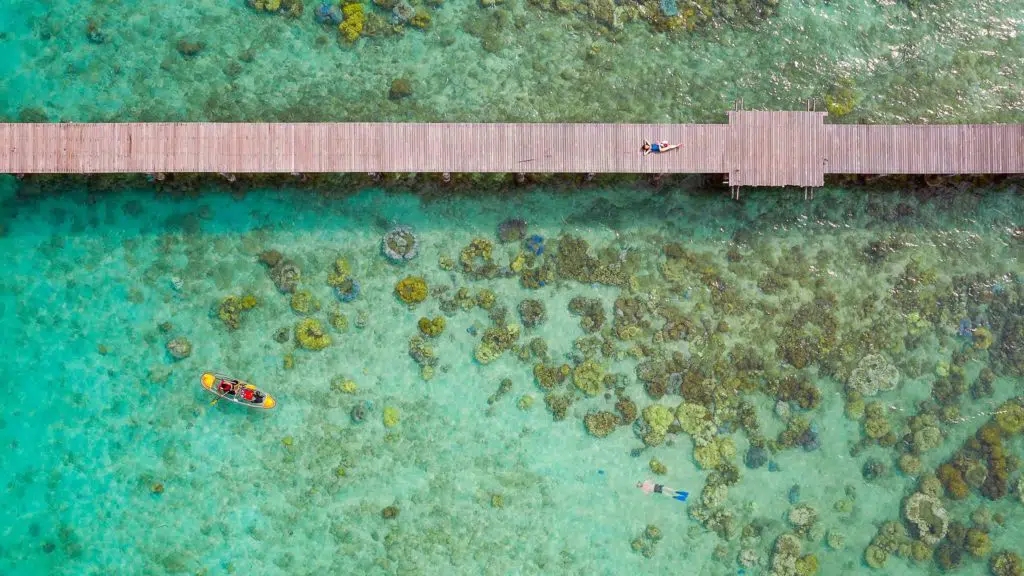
1, 113, 1021, 188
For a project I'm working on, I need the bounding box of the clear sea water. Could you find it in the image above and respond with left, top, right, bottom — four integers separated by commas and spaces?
0, 1, 1023, 575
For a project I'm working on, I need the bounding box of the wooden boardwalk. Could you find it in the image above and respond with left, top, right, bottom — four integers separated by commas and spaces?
727, 111, 828, 187
1, 115, 1021, 187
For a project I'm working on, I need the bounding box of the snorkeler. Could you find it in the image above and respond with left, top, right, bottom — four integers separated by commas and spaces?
637, 479, 689, 502
641, 140, 682, 156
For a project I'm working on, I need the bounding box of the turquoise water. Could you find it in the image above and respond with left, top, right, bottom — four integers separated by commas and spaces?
0, 174, 1022, 575
0, 0, 1022, 123
2, 0, 1024, 574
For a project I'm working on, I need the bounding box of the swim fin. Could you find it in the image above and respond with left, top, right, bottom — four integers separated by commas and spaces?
674, 492, 689, 502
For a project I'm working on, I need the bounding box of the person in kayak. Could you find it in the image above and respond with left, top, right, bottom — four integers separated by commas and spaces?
641, 140, 681, 156
636, 479, 688, 502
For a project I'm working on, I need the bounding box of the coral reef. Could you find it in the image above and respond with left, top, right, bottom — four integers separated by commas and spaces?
331, 377, 358, 394
827, 530, 846, 551
327, 258, 360, 303
639, 404, 674, 447
584, 411, 618, 438
525, 234, 545, 256
334, 276, 361, 302
862, 458, 887, 482
460, 238, 501, 278
701, 483, 727, 507
475, 324, 520, 364
991, 551, 1023, 576
825, 77, 858, 118
408, 335, 438, 369
788, 505, 817, 533
555, 235, 629, 287
216, 295, 257, 330
395, 275, 428, 305
631, 522, 662, 558
533, 363, 570, 389
937, 463, 970, 500
616, 396, 637, 425
339, 3, 365, 42
290, 290, 321, 315
899, 454, 922, 476
903, 492, 949, 546
476, 289, 497, 310
315, 1, 345, 24
863, 402, 891, 441
418, 316, 446, 337
568, 296, 606, 333
972, 326, 994, 350
965, 527, 991, 559
745, 446, 768, 469
613, 296, 650, 340
994, 315, 1024, 375
770, 533, 803, 576
544, 393, 571, 420
351, 402, 368, 424
329, 310, 349, 331
327, 258, 351, 287
848, 354, 899, 396
295, 318, 331, 350
771, 374, 822, 410
487, 378, 513, 404
382, 226, 418, 262
910, 414, 943, 453
383, 406, 400, 427
994, 399, 1024, 435
166, 336, 192, 360
794, 554, 818, 576
676, 403, 712, 436
260, 250, 301, 294
864, 544, 888, 569
497, 218, 527, 243
388, 78, 413, 100
649, 458, 667, 475
572, 360, 605, 396
517, 299, 546, 328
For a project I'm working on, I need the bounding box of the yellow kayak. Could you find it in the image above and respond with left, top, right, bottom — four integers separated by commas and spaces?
201, 372, 277, 410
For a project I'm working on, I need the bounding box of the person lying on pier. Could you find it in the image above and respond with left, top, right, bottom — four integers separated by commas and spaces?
641, 140, 681, 156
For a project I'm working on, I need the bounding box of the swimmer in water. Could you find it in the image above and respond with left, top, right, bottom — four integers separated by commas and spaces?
636, 479, 689, 502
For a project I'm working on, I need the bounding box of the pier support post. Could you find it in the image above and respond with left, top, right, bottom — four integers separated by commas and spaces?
442, 172, 451, 184
515, 172, 526, 184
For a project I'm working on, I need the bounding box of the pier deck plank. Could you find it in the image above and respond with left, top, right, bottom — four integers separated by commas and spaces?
2, 117, 1021, 186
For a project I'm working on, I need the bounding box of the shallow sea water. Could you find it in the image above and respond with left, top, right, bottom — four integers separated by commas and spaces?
0, 175, 1021, 575
0, 0, 1022, 123
1, 0, 1024, 574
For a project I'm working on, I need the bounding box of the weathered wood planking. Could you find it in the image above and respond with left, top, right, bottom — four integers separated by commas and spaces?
823, 124, 1024, 175
1, 118, 1021, 186
727, 111, 827, 187
0, 122, 728, 175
